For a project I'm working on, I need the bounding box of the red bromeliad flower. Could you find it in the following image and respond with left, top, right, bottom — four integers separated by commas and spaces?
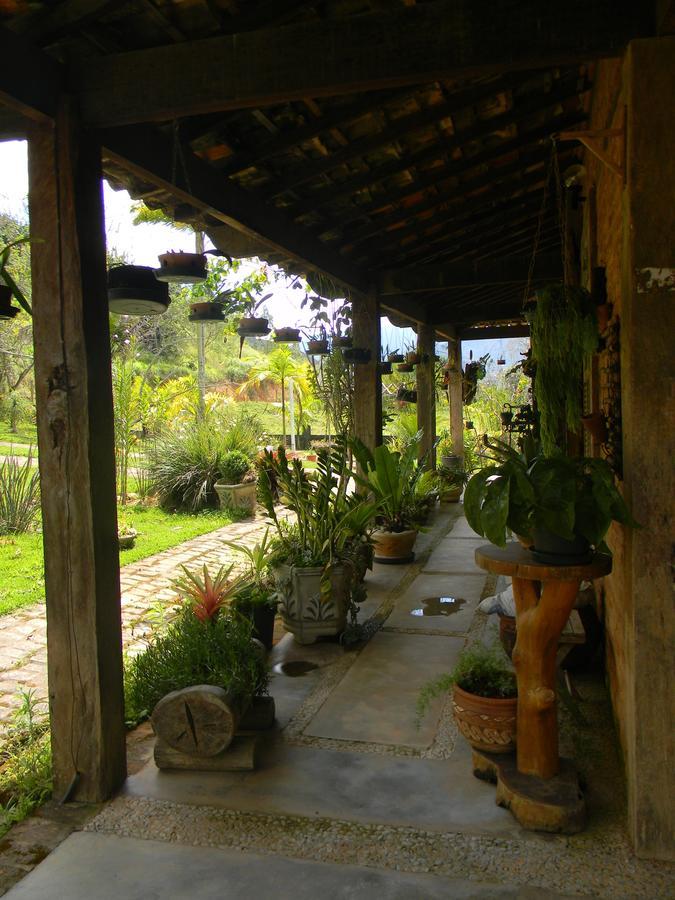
173, 564, 243, 622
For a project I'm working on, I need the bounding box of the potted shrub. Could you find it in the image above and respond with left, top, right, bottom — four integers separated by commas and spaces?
257, 441, 377, 644
464, 437, 637, 564
351, 438, 429, 563
417, 641, 517, 754
124, 564, 269, 760
214, 450, 257, 514
437, 466, 468, 504
156, 250, 207, 284
225, 529, 278, 651
118, 522, 137, 550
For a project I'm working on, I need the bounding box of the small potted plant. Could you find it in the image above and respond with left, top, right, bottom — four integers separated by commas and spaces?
405, 345, 421, 366
342, 347, 371, 364
436, 466, 468, 504
237, 289, 273, 336
214, 450, 257, 514
118, 521, 138, 550
417, 641, 517, 754
437, 433, 462, 472
156, 250, 207, 284
273, 326, 302, 342
306, 324, 330, 355
225, 529, 279, 651
387, 349, 405, 364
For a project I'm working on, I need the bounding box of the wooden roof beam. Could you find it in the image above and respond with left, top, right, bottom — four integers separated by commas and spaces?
0, 26, 64, 122
75, 1, 650, 128
98, 124, 369, 295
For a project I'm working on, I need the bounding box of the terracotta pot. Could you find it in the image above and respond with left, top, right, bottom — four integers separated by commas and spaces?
305, 453, 317, 462
214, 481, 257, 514
372, 528, 417, 564
332, 335, 352, 348
452, 684, 517, 754
307, 338, 330, 354
189, 301, 225, 322
238, 316, 270, 336
156, 252, 207, 283
405, 351, 421, 365
273, 563, 350, 644
581, 412, 608, 444
274, 327, 301, 342
397, 362, 414, 373
387, 353, 405, 363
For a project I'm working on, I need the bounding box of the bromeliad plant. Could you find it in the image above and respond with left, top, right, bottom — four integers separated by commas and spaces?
172, 563, 246, 622
464, 436, 636, 552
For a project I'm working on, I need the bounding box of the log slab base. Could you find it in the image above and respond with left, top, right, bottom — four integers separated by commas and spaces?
154, 735, 258, 772
472, 749, 586, 834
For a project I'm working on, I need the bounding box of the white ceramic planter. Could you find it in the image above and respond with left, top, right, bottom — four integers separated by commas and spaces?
274, 563, 350, 644
214, 481, 257, 514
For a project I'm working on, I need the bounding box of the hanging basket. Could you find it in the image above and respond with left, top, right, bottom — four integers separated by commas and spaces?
397, 362, 414, 373
307, 338, 330, 355
189, 301, 225, 322
0, 285, 20, 320
387, 352, 405, 363
273, 327, 301, 342
237, 316, 270, 336
108, 265, 170, 316
332, 335, 352, 349
405, 351, 421, 365
155, 252, 208, 284
342, 347, 371, 364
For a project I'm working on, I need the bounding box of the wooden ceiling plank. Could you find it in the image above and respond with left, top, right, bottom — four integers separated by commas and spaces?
0, 26, 64, 121
75, 1, 649, 127
99, 124, 368, 295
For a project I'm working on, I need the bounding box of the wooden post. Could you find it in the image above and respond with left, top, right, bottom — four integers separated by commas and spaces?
446, 330, 464, 459
416, 322, 436, 465
28, 101, 126, 802
352, 289, 381, 452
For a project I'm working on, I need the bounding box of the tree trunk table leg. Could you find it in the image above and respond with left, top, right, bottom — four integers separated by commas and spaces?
511, 576, 580, 778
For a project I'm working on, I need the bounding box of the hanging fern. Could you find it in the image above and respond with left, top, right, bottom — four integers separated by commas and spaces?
526, 284, 598, 455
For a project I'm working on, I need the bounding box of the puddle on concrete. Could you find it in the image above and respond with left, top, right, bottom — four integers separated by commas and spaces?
410, 596, 466, 617
272, 661, 319, 677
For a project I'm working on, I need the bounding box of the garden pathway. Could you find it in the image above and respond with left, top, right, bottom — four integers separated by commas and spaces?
0, 513, 279, 727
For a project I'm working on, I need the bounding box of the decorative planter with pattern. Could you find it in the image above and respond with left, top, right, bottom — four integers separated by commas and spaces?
452, 684, 517, 754
214, 481, 257, 514
273, 563, 350, 644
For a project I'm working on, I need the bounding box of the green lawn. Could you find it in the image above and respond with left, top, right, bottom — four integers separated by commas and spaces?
0, 423, 37, 446
0, 505, 242, 617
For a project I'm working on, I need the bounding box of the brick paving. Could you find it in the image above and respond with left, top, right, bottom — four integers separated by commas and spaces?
0, 512, 281, 730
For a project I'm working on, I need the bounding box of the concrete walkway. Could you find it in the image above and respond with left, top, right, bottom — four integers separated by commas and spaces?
1, 507, 673, 898
0, 513, 277, 725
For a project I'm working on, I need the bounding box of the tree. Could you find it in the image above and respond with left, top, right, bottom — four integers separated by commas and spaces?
238, 346, 309, 447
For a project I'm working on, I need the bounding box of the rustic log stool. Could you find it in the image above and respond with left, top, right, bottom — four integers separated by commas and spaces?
474, 542, 611, 833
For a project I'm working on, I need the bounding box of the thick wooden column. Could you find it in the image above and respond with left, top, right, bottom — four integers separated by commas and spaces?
446, 330, 464, 459
416, 323, 436, 465
28, 101, 126, 802
352, 289, 382, 452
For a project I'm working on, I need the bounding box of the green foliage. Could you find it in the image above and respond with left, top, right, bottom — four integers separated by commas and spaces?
526, 284, 598, 455
417, 642, 516, 722
351, 437, 431, 532
0, 689, 52, 836
307, 349, 353, 438
218, 450, 253, 485
0, 235, 32, 316
464, 438, 637, 549
173, 563, 245, 622
239, 346, 310, 445
387, 411, 421, 455
224, 528, 277, 609
0, 451, 40, 534
124, 604, 269, 723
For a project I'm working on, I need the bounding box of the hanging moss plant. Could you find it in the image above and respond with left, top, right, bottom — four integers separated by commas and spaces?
526, 284, 598, 455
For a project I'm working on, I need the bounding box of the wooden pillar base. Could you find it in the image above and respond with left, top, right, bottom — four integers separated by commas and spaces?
472, 749, 586, 834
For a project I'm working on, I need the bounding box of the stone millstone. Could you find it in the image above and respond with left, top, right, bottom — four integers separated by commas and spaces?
151, 685, 242, 757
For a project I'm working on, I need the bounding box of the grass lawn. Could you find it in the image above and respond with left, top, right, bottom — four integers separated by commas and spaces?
0, 505, 242, 617
0, 423, 37, 446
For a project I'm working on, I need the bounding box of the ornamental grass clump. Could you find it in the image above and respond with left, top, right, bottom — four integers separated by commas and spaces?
124, 565, 269, 724
0, 451, 40, 535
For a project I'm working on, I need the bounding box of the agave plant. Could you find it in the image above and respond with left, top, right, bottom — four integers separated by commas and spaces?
0, 451, 40, 535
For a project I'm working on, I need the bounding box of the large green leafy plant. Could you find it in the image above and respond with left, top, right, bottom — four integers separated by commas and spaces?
464, 437, 636, 550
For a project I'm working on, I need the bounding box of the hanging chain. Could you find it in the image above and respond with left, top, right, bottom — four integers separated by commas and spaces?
551, 138, 572, 287
523, 138, 556, 308
171, 119, 193, 196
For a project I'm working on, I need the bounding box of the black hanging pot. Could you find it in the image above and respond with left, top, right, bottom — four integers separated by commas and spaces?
332, 335, 353, 349
274, 327, 301, 342
307, 338, 330, 355
108, 265, 170, 316
378, 361, 393, 375
343, 347, 371, 364
500, 411, 513, 427
238, 316, 270, 336
155, 252, 207, 284
189, 301, 225, 322
530, 527, 593, 566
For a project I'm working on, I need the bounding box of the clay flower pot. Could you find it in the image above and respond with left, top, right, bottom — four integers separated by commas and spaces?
189, 301, 225, 322
452, 684, 517, 754
387, 352, 405, 363
156, 251, 207, 284
214, 480, 257, 515
378, 361, 393, 375
273, 563, 350, 644
371, 528, 417, 564
238, 316, 270, 336
274, 327, 301, 342
332, 335, 353, 349
405, 351, 421, 365
307, 338, 330, 355
397, 362, 414, 373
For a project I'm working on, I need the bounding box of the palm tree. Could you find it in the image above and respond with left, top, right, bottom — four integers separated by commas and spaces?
239, 346, 310, 447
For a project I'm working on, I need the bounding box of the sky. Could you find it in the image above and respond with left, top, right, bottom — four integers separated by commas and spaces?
0, 139, 524, 368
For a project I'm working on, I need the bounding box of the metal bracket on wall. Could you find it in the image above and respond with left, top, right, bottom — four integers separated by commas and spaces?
555, 106, 626, 183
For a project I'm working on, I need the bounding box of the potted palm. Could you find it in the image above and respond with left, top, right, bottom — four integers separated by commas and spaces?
351, 439, 429, 563
258, 441, 377, 644
214, 450, 257, 514
417, 641, 517, 754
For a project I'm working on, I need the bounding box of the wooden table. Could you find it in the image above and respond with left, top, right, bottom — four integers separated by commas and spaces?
474, 542, 611, 832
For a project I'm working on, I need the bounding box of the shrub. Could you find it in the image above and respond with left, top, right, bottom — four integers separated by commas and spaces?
0, 452, 40, 535
219, 450, 252, 485
124, 605, 269, 723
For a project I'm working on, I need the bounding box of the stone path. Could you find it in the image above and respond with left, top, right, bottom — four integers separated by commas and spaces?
0, 513, 279, 727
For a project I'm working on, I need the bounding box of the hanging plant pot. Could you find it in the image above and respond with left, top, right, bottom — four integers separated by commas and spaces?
307, 338, 330, 355
405, 351, 421, 365
155, 251, 207, 284
581, 412, 608, 444
396, 387, 417, 403
397, 362, 414, 373
387, 352, 405, 363
0, 285, 20, 320
188, 301, 225, 322
500, 411, 513, 427
274, 327, 301, 342
237, 316, 270, 337
465, 421, 474, 430
342, 347, 371, 364
497, 357, 506, 366
108, 265, 170, 316
378, 361, 393, 375
332, 335, 352, 349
